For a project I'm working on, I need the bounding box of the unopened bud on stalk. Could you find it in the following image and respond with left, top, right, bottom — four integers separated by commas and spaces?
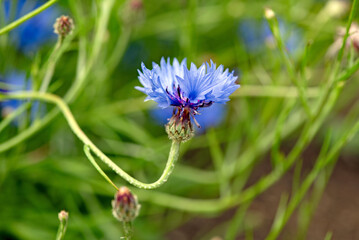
112, 187, 140, 222
264, 8, 275, 20
58, 210, 69, 222
54, 16, 74, 39
121, 0, 145, 25
130, 0, 143, 11
57, 210, 69, 240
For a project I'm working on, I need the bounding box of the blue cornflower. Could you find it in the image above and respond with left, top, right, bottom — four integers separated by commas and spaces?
0, 72, 43, 124
136, 58, 239, 141
3, 0, 60, 54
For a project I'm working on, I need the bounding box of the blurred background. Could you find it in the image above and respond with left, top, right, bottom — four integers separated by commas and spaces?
1, 0, 359, 239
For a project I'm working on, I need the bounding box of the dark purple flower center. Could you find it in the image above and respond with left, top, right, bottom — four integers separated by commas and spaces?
166, 85, 213, 128
166, 84, 212, 108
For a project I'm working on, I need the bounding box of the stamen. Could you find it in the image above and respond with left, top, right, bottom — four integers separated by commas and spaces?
191, 114, 201, 128
177, 85, 181, 99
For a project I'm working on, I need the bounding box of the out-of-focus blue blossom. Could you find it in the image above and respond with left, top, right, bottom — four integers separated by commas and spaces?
150, 103, 227, 133
3, 0, 60, 54
238, 18, 303, 55
0, 72, 43, 124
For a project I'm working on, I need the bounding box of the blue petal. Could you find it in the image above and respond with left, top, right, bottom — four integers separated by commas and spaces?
135, 58, 239, 108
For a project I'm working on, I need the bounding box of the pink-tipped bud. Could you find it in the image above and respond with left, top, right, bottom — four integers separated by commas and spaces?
58, 210, 69, 222
112, 187, 140, 222
130, 0, 143, 11
54, 16, 74, 39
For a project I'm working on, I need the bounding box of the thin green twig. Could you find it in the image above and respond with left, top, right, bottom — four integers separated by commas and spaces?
0, 0, 58, 35
56, 211, 68, 240
84, 145, 119, 191
264, 8, 312, 118
0, 0, 117, 153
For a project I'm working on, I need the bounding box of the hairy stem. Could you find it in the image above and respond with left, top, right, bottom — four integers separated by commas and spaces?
0, 92, 181, 189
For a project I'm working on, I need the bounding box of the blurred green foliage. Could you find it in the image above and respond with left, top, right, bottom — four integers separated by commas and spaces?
1, 0, 359, 239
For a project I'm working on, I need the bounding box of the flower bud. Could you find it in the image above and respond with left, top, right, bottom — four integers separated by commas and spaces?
264, 8, 275, 20
112, 187, 140, 222
327, 22, 359, 58
130, 0, 143, 11
121, 0, 145, 26
58, 210, 69, 222
165, 107, 194, 142
54, 16, 74, 39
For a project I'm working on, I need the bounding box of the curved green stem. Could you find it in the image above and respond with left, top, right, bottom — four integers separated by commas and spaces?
0, 0, 58, 36
0, 92, 181, 189
0, 0, 117, 152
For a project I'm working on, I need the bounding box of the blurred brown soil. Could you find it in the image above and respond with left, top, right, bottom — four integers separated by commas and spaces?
167, 146, 359, 240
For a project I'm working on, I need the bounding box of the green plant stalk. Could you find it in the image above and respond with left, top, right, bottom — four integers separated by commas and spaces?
5, 33, 76, 126
225, 201, 252, 240
266, 155, 338, 240
0, 37, 86, 152
295, 169, 330, 240
121, 221, 133, 240
106, 27, 132, 77
0, 84, 319, 153
265, 131, 339, 239
139, 85, 355, 214
207, 129, 228, 197
39, 32, 75, 93
224, 0, 359, 217
0, 92, 181, 189
0, 102, 30, 133
265, 9, 312, 118
88, 0, 115, 68
56, 215, 68, 240
229, 107, 306, 179
90, 85, 320, 121
0, 0, 58, 35
83, 145, 119, 191
0, 0, 117, 153
39, 40, 61, 92
324, 232, 333, 240
313, 0, 358, 120
136, 83, 357, 213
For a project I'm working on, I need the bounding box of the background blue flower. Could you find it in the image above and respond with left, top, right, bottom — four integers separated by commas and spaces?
3, 0, 60, 54
0, 72, 43, 124
238, 18, 303, 55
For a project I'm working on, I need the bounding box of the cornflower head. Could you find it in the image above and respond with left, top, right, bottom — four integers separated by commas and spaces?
136, 58, 239, 142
